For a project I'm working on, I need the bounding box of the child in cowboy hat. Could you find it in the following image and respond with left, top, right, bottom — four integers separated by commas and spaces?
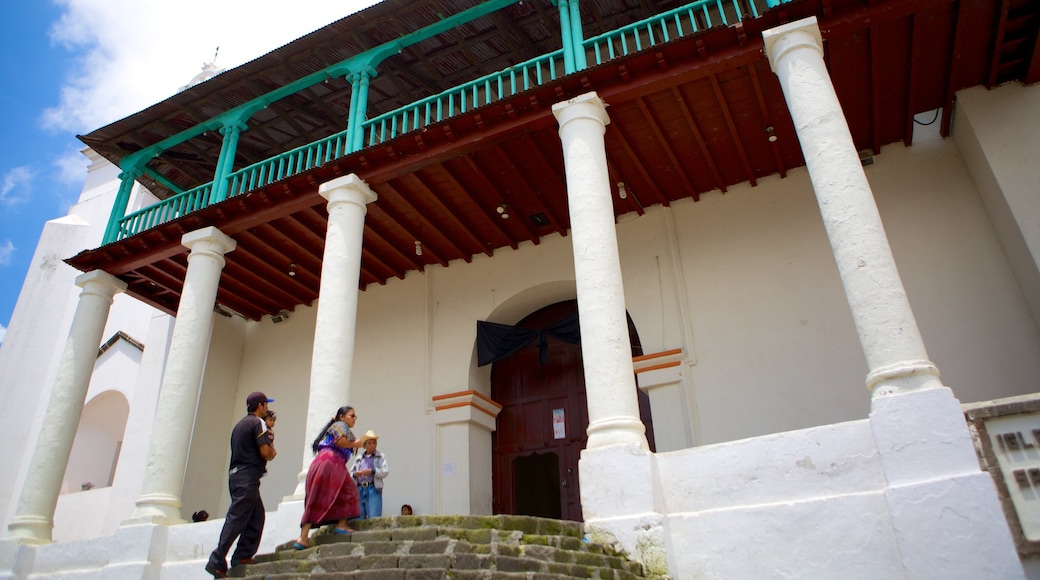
350, 430, 389, 518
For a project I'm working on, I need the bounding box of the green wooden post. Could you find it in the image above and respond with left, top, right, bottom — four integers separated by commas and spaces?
345, 72, 363, 150
556, 0, 576, 74
210, 120, 247, 203
349, 69, 373, 152
102, 168, 142, 244
570, 0, 587, 70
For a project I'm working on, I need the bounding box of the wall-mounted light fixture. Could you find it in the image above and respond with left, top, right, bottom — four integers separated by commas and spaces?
497, 204, 509, 219
288, 263, 297, 277
617, 182, 628, 199
766, 126, 777, 143
415, 241, 423, 256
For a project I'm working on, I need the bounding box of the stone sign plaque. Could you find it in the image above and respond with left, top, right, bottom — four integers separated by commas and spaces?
966, 396, 1040, 556
983, 413, 1040, 540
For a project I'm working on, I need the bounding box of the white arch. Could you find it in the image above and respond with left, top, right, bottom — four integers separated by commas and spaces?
61, 390, 130, 494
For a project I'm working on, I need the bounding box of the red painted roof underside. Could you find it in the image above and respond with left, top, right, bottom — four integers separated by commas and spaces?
67, 0, 1040, 321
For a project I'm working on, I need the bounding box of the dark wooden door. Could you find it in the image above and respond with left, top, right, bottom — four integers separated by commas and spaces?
491, 300, 654, 522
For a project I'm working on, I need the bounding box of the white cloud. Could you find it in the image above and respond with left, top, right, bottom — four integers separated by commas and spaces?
0, 166, 34, 206
0, 240, 14, 266
54, 150, 89, 186
43, 0, 384, 134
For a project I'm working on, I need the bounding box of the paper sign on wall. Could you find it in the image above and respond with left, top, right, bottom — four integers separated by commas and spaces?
553, 408, 566, 439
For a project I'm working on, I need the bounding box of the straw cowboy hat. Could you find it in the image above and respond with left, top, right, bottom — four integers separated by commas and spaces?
359, 430, 379, 443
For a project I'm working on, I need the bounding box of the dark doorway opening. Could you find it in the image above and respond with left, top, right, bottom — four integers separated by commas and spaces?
513, 452, 562, 519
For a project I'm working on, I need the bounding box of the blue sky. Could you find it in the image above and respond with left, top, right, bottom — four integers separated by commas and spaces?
0, 0, 382, 346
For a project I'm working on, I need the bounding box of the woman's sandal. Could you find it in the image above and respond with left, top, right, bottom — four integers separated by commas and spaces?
292, 541, 309, 550
332, 528, 353, 535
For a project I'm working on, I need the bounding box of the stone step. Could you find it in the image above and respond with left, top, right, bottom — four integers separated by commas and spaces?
231, 515, 654, 579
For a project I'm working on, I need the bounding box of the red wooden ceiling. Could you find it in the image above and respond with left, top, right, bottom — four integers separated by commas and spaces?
67, 0, 1040, 321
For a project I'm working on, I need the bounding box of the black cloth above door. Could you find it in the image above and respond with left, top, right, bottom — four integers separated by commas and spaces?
476, 312, 580, 366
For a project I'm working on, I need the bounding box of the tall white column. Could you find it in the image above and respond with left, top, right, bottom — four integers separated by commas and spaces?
764, 18, 1024, 580
554, 95, 662, 573
553, 92, 647, 450
127, 226, 236, 524
291, 174, 376, 497
763, 18, 941, 397
7, 271, 126, 542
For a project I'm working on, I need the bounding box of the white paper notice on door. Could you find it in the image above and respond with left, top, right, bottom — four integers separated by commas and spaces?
552, 408, 566, 439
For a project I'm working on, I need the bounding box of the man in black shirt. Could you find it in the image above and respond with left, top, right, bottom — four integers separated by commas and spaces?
206, 391, 277, 578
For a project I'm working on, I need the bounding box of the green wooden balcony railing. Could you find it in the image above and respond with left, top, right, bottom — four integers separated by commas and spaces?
362, 50, 565, 147
112, 0, 789, 242
584, 0, 762, 62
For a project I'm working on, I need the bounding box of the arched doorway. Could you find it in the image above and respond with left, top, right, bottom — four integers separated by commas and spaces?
490, 300, 655, 521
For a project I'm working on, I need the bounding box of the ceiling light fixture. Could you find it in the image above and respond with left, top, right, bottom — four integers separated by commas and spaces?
766, 126, 777, 143
288, 263, 297, 277
617, 182, 628, 199
415, 241, 422, 256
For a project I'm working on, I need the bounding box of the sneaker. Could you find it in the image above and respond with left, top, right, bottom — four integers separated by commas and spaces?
204, 562, 228, 579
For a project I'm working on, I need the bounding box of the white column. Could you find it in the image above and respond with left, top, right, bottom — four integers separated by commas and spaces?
764, 18, 1024, 580
290, 174, 376, 497
7, 271, 126, 542
763, 18, 941, 397
553, 92, 648, 450
127, 226, 236, 524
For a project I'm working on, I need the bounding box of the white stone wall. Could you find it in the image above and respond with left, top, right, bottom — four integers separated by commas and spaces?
954, 83, 1040, 330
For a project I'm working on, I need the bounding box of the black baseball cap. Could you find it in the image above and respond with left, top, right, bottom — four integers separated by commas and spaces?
247, 391, 274, 409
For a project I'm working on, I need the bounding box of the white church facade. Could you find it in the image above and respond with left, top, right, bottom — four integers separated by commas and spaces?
1, 1, 1039, 578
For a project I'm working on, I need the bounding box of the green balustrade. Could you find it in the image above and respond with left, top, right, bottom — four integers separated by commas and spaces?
111, 0, 789, 242
585, 0, 760, 63
362, 50, 564, 148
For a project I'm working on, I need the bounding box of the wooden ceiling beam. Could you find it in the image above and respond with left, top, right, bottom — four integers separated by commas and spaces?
461, 156, 542, 245
988, 0, 1012, 87
670, 85, 724, 195
222, 264, 305, 314
367, 203, 448, 268
136, 263, 184, 298
606, 157, 646, 216
486, 145, 569, 238
604, 123, 668, 206
940, 0, 969, 136
634, 96, 698, 197
246, 225, 320, 286
233, 229, 320, 299
903, 13, 923, 146
363, 219, 429, 271
360, 244, 405, 282
378, 180, 472, 262
436, 163, 518, 250
219, 257, 295, 314
1027, 14, 1040, 84
747, 64, 787, 178
402, 172, 492, 257
709, 73, 756, 187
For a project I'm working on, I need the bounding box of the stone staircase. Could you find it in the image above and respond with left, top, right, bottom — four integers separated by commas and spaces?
229, 514, 659, 579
